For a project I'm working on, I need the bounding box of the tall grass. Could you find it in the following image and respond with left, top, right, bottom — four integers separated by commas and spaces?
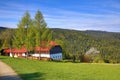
0, 56, 120, 80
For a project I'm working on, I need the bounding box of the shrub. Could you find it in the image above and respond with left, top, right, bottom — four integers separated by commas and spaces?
93, 56, 104, 63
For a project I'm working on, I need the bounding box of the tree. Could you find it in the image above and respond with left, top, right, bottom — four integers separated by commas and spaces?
25, 24, 36, 52
34, 10, 47, 46
34, 10, 52, 60
13, 11, 32, 57
41, 28, 53, 42
1, 29, 13, 49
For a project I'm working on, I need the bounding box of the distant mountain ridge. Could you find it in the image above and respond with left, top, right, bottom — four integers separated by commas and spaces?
0, 26, 7, 29
0, 27, 120, 40
51, 28, 120, 40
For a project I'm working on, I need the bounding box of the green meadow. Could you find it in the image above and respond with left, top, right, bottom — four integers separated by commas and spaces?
0, 56, 120, 80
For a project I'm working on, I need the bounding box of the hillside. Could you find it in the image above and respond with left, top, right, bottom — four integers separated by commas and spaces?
0, 27, 120, 63
0, 27, 7, 33
0, 27, 119, 40
0, 26, 7, 30
51, 28, 120, 40
51, 28, 120, 63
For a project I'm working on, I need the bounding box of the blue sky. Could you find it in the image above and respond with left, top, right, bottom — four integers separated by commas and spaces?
0, 0, 120, 32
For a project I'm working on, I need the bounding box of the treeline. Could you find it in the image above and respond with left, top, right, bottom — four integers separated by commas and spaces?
52, 28, 120, 63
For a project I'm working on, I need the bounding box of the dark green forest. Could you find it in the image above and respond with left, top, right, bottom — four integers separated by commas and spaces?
52, 28, 120, 63
0, 27, 120, 63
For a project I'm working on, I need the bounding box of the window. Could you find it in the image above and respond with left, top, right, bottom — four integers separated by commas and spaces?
59, 56, 61, 59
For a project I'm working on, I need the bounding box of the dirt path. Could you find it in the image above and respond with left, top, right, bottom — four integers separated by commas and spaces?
0, 60, 22, 80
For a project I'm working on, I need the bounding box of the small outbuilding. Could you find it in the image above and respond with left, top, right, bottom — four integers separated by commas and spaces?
3, 47, 27, 58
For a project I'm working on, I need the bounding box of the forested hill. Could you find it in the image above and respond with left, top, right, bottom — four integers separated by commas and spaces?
0, 27, 120, 63
51, 28, 120, 63
0, 27, 119, 40
51, 28, 120, 40
0, 26, 7, 30
0, 27, 8, 34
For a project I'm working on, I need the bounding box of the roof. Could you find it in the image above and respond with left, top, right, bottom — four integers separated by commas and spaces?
4, 48, 27, 53
50, 41, 58, 46
35, 47, 50, 52
3, 41, 60, 53
35, 41, 59, 52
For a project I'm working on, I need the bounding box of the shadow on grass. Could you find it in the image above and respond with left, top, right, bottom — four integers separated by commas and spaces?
20, 72, 45, 80
0, 72, 45, 80
0, 75, 22, 80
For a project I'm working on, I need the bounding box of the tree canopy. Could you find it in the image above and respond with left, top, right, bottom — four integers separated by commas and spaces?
12, 10, 53, 52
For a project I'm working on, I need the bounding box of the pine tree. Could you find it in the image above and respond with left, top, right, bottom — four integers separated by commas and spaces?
34, 10, 53, 60
13, 11, 31, 50
34, 10, 46, 60
34, 10, 47, 46
25, 21, 36, 52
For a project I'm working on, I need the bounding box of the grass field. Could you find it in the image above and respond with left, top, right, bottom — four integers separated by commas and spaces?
0, 56, 120, 80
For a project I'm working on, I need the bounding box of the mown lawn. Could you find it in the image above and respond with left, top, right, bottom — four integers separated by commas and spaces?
0, 56, 120, 80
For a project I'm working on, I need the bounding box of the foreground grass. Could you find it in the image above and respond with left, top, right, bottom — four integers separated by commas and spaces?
0, 56, 120, 80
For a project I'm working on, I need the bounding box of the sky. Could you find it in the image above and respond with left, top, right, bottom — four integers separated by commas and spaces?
0, 0, 120, 32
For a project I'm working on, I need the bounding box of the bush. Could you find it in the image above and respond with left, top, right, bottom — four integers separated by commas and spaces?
93, 57, 104, 63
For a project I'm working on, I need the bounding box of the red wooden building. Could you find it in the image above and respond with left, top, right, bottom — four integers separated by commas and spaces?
3, 41, 62, 60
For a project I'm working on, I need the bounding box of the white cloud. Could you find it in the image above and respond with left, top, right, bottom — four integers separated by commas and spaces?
43, 8, 120, 32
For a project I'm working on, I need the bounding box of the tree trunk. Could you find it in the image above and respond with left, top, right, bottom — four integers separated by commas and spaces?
72, 55, 76, 63
39, 51, 41, 60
